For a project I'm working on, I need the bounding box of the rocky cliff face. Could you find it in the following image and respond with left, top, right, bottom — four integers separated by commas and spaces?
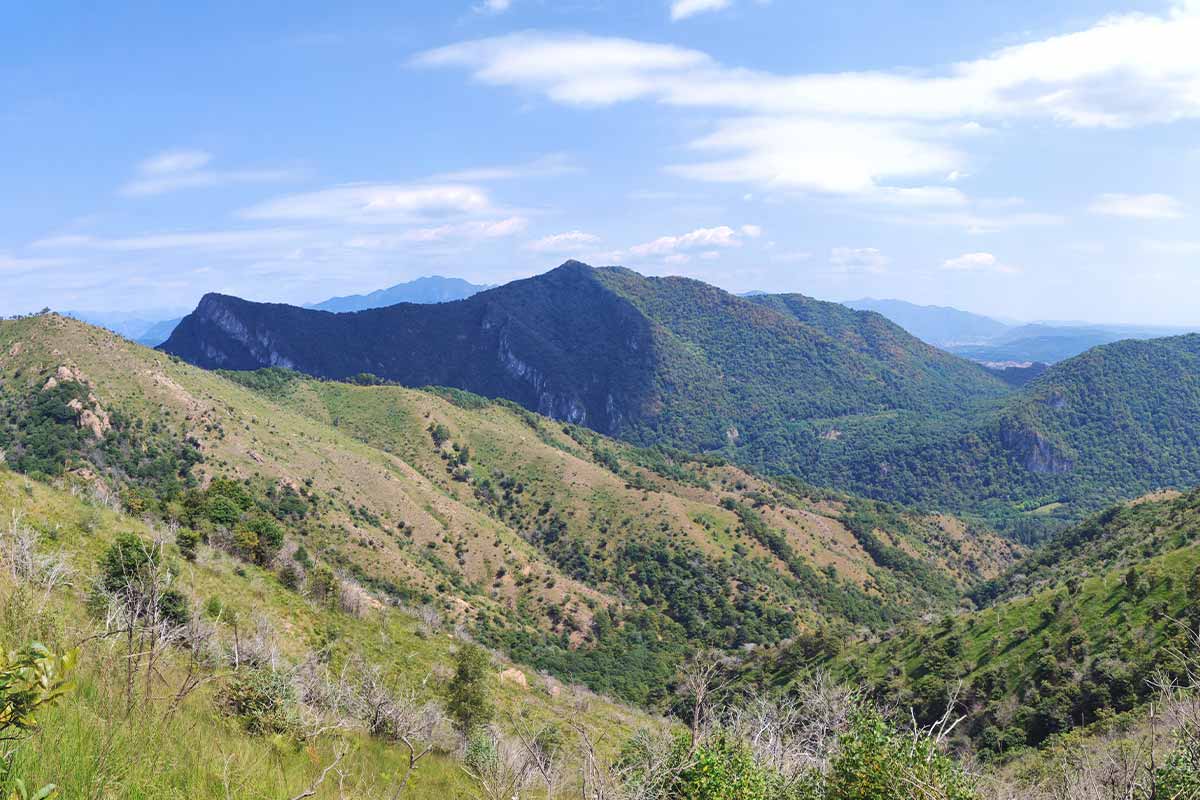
999, 416, 1075, 474
161, 263, 655, 437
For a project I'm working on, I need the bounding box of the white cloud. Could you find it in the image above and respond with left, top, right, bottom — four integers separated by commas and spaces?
31, 229, 308, 252
1088, 193, 1185, 219
0, 254, 69, 274
830, 247, 889, 274
346, 217, 528, 248
477, 0, 512, 12
432, 153, 579, 182
417, 10, 1200, 123
140, 149, 212, 174
525, 230, 601, 253
241, 183, 492, 224
670, 0, 731, 21
629, 225, 758, 258
417, 7, 1200, 199
120, 149, 298, 197
941, 251, 1019, 273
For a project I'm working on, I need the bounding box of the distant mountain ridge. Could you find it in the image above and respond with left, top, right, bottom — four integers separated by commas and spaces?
64, 309, 188, 346
306, 275, 492, 312
840, 297, 1197, 364
841, 298, 1009, 347
161, 260, 1007, 450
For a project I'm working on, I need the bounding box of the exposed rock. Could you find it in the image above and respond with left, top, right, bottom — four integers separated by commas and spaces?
7, 342, 22, 357
66, 396, 112, 439
499, 668, 528, 690
999, 417, 1074, 475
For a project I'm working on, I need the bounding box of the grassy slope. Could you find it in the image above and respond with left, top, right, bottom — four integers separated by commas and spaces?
744, 488, 1200, 760
0, 314, 1017, 704
0, 471, 652, 799
222, 370, 1019, 617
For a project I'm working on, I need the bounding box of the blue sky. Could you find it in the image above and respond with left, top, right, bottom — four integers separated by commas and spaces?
3, 0, 1200, 324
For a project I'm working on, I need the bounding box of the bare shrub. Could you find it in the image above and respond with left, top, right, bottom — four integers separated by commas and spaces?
0, 510, 72, 600
726, 670, 855, 787
462, 729, 534, 800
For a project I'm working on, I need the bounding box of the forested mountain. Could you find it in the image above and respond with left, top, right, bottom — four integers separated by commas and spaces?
774, 334, 1200, 540
162, 263, 1200, 542
306, 275, 492, 312
840, 298, 1009, 347
6, 313, 1200, 798
161, 259, 1008, 453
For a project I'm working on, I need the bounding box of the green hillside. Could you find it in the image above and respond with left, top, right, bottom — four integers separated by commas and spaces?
0, 314, 1013, 707
745, 487, 1200, 761
762, 334, 1200, 541
0, 463, 654, 799
3, 314, 1198, 798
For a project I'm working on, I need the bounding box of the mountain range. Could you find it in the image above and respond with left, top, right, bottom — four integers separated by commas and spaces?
159, 261, 1200, 540
161, 260, 1008, 448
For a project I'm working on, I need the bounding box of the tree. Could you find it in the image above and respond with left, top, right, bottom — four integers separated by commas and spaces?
444, 643, 494, 736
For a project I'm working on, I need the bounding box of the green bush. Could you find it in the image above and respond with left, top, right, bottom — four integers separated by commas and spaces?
444, 643, 494, 735
217, 668, 298, 736
175, 528, 199, 561
823, 710, 976, 800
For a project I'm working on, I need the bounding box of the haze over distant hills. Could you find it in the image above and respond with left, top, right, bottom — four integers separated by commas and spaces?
842, 298, 1010, 347
842, 297, 1197, 365
66, 276, 495, 348
305, 275, 492, 313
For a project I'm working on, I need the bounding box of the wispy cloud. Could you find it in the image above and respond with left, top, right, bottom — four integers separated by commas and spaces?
1089, 193, 1185, 219
830, 247, 889, 274
241, 183, 493, 224
476, 0, 512, 13
417, 5, 1200, 202
629, 224, 761, 261
670, 0, 730, 21
1143, 239, 1200, 255
525, 230, 601, 253
0, 254, 71, 274
120, 149, 299, 197
31, 229, 308, 252
941, 251, 1019, 273
431, 153, 579, 182
345, 217, 528, 248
